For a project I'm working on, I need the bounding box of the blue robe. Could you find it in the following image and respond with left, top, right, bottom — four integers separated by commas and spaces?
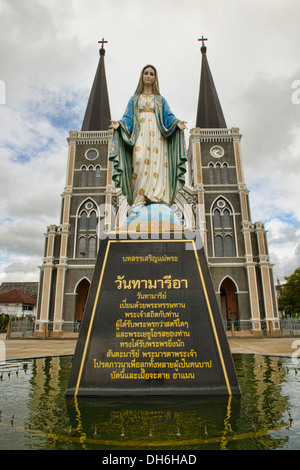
109, 94, 187, 206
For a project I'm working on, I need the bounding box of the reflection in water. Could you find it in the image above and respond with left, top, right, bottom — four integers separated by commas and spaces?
68, 394, 238, 450
0, 354, 298, 450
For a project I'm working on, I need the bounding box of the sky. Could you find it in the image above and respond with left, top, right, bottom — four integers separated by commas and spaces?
0, 0, 300, 285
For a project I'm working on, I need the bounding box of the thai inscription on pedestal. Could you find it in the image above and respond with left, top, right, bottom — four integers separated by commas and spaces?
66, 235, 240, 396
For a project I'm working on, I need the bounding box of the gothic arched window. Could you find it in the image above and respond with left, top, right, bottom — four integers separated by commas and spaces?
78, 237, 86, 258
215, 163, 222, 184
88, 237, 97, 258
211, 199, 236, 258
209, 163, 214, 184
215, 235, 224, 257
76, 200, 99, 258
95, 166, 101, 186
223, 209, 232, 228
223, 163, 229, 184
88, 166, 94, 187
208, 162, 230, 185
79, 211, 87, 230
89, 211, 97, 231
81, 166, 87, 187
225, 235, 234, 257
213, 209, 222, 229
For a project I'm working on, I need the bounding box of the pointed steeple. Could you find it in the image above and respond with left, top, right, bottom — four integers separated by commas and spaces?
196, 40, 227, 129
81, 39, 111, 131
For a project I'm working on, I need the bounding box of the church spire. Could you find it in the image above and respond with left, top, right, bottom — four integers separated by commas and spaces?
81, 38, 111, 131
196, 38, 227, 129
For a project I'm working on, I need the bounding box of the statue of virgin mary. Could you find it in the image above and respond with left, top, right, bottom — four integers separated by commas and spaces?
109, 65, 187, 207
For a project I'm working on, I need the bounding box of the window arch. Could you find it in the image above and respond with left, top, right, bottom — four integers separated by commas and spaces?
88, 166, 94, 187
209, 163, 214, 184
223, 209, 232, 228
225, 235, 234, 257
211, 198, 236, 257
215, 163, 222, 184
95, 165, 101, 186
223, 163, 229, 184
207, 162, 230, 185
215, 235, 224, 257
89, 211, 97, 231
213, 209, 222, 229
81, 166, 87, 187
88, 237, 97, 258
78, 237, 86, 258
75, 199, 99, 258
79, 211, 87, 230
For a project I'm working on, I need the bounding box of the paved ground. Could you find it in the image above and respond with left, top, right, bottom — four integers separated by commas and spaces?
1, 333, 300, 361
228, 337, 300, 357
0, 334, 76, 361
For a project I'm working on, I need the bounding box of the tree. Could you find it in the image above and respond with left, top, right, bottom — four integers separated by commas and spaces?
278, 267, 300, 317
0, 314, 9, 330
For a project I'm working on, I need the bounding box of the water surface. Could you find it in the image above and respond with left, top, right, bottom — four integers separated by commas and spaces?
0, 354, 298, 450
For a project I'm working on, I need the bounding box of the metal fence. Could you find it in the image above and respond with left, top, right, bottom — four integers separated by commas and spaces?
7, 318, 300, 338
8, 320, 35, 338
33, 321, 82, 337
46, 321, 82, 333
222, 319, 281, 335
280, 319, 300, 336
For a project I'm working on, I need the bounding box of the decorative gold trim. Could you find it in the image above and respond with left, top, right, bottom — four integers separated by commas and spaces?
192, 240, 232, 395
74, 241, 111, 396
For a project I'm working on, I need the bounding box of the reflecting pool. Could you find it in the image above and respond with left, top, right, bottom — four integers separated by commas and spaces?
0, 354, 299, 450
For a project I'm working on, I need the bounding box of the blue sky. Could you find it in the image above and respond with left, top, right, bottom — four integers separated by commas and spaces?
0, 0, 300, 284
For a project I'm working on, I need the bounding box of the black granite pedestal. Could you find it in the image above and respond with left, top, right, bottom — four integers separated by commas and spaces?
66, 232, 240, 397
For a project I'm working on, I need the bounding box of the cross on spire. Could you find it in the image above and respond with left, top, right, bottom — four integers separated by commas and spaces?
98, 37, 108, 49
198, 35, 208, 47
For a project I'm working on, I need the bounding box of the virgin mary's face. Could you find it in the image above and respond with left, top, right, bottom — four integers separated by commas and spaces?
142, 67, 156, 87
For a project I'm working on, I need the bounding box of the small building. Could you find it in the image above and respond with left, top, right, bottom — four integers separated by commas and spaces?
0, 289, 37, 318
0, 282, 38, 318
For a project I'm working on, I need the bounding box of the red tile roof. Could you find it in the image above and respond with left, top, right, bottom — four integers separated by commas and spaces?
0, 289, 36, 305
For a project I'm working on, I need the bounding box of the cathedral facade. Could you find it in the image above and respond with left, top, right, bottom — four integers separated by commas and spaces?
35, 43, 279, 335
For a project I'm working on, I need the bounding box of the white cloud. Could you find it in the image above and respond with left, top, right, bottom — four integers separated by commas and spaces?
0, 0, 300, 284
265, 218, 300, 281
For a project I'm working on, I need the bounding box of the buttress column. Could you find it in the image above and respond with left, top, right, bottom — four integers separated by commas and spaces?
52, 132, 76, 331
233, 129, 261, 330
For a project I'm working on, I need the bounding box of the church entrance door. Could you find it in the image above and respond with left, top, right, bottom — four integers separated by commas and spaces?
76, 279, 90, 322
220, 277, 238, 322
